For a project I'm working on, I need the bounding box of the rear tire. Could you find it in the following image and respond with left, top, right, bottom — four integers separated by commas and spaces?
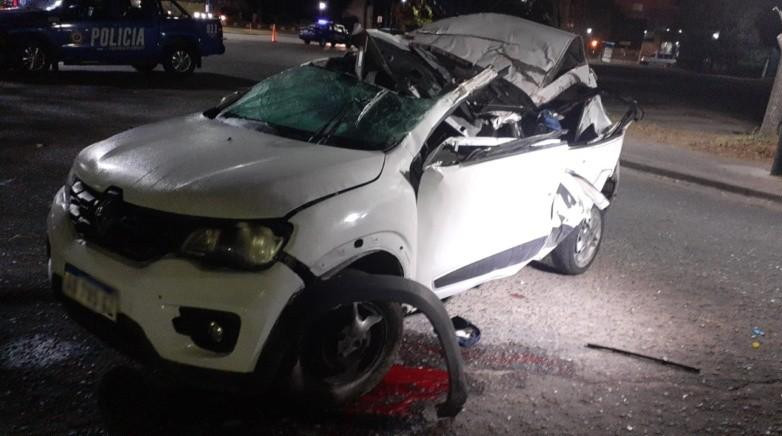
549, 206, 604, 275
16, 40, 50, 74
319, 38, 326, 47
288, 300, 403, 406
162, 45, 196, 75
303, 39, 311, 45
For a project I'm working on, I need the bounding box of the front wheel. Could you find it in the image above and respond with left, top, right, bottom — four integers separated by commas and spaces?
549, 206, 604, 275
162, 46, 196, 75
288, 301, 403, 406
303, 39, 311, 45
318, 38, 326, 47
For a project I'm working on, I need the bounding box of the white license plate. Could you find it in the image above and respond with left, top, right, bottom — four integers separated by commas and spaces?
63, 267, 118, 321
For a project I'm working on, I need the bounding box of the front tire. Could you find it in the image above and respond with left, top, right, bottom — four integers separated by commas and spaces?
319, 38, 326, 47
549, 206, 605, 275
303, 39, 311, 45
288, 301, 403, 406
162, 45, 196, 75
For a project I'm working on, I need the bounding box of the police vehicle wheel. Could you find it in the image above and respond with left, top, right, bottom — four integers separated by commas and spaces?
303, 39, 311, 45
318, 38, 326, 47
163, 46, 196, 75
329, 41, 335, 47
18, 41, 50, 73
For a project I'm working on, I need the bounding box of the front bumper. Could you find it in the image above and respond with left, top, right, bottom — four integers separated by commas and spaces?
47, 187, 304, 374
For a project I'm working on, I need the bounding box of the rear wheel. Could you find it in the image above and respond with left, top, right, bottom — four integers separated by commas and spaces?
17, 40, 50, 73
549, 206, 604, 275
289, 301, 402, 406
318, 38, 326, 47
303, 39, 311, 45
162, 45, 196, 75
329, 41, 335, 47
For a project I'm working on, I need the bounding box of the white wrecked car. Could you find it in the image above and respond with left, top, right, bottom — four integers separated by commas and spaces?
47, 14, 638, 408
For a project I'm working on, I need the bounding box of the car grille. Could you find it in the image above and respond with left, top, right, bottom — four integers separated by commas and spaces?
68, 180, 188, 262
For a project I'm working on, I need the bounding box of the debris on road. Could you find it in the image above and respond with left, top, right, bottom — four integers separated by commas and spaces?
751, 326, 765, 338
586, 343, 700, 374
451, 316, 481, 348
752, 341, 761, 349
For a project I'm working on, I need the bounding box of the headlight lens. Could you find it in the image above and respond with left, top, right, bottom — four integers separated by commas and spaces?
180, 222, 290, 270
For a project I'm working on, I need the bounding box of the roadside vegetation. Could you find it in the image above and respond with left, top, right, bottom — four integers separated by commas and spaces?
628, 122, 777, 162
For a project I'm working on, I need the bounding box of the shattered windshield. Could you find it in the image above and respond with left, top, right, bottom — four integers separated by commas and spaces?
220, 65, 435, 151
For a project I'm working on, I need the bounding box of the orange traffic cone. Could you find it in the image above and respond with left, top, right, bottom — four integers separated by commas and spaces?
271, 24, 277, 43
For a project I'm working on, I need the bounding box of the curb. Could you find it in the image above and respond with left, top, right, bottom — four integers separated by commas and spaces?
223, 27, 297, 36
621, 158, 782, 204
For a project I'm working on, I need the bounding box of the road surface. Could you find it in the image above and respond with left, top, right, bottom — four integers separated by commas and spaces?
1, 35, 781, 435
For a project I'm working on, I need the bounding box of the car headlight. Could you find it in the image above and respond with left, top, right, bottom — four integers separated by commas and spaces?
180, 222, 292, 270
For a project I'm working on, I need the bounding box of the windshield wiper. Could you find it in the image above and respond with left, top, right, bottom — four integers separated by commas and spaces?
309, 91, 384, 145
220, 112, 279, 135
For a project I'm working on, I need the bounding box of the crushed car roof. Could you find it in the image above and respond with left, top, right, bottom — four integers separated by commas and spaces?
410, 13, 596, 105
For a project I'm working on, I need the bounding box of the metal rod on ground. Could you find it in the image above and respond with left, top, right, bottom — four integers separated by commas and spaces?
586, 343, 701, 374
772, 128, 782, 176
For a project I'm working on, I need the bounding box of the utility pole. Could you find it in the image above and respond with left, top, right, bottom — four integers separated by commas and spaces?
764, 7, 782, 175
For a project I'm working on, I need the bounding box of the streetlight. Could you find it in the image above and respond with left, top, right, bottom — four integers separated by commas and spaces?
712, 31, 720, 40
586, 27, 593, 35
318, 1, 326, 11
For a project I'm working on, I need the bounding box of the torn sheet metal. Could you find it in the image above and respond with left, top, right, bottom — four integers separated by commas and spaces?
411, 13, 596, 105
576, 94, 613, 142
545, 169, 609, 250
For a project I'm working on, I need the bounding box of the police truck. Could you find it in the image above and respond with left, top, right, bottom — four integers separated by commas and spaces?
0, 0, 225, 74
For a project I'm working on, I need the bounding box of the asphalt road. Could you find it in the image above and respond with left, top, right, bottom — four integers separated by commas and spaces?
1, 35, 781, 435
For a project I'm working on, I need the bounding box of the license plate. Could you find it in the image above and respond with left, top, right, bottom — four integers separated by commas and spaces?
63, 266, 118, 321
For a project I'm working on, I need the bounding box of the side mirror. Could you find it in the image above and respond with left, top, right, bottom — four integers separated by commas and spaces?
202, 88, 249, 119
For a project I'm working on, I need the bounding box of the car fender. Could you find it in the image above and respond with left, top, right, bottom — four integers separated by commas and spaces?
284, 165, 418, 280
6, 29, 56, 55
160, 34, 200, 63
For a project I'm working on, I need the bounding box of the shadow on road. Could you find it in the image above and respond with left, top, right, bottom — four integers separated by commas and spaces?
0, 70, 257, 91
96, 365, 437, 435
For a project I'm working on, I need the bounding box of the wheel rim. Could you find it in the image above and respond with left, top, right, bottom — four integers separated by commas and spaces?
573, 208, 602, 268
22, 46, 46, 72
303, 302, 387, 385
170, 50, 192, 72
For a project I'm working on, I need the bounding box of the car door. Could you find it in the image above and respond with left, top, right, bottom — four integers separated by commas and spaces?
53, 0, 109, 63
58, 0, 160, 65
416, 134, 567, 297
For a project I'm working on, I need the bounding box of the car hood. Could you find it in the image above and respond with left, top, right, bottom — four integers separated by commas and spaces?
72, 114, 385, 219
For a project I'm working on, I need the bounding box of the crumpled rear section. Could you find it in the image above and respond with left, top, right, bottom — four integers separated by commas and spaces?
411, 13, 597, 105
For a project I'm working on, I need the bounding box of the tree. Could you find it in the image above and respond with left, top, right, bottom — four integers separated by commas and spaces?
761, 6, 782, 139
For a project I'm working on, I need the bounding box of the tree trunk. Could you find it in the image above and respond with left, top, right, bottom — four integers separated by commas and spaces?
759, 35, 782, 136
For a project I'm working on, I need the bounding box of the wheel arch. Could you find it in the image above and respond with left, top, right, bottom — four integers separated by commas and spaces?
160, 35, 201, 66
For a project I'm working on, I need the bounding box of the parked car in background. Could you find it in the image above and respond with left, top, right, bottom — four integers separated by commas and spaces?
299, 19, 350, 47
640, 52, 677, 67
0, 0, 224, 74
